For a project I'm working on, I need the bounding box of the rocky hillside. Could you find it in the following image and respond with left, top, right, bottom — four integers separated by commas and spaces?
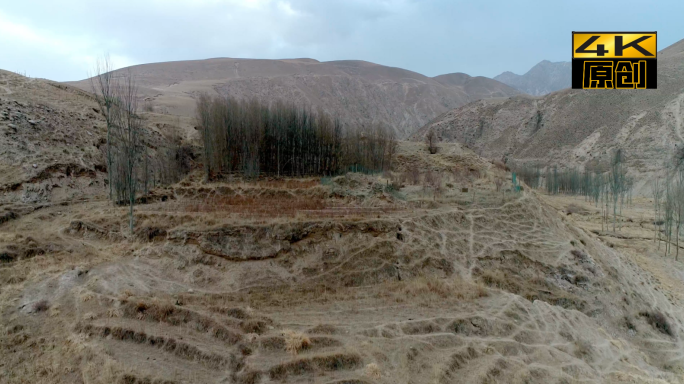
494, 60, 571, 96
0, 70, 109, 212
413, 39, 684, 193
0, 70, 194, 219
66, 58, 519, 138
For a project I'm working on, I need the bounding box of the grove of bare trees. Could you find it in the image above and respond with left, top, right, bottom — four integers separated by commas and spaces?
651, 147, 684, 260
91, 58, 143, 231
513, 149, 633, 232
90, 56, 116, 201
91, 57, 192, 232
196, 94, 397, 180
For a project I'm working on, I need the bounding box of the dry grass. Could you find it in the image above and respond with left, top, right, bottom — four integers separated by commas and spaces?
119, 300, 243, 344
491, 160, 509, 172
566, 204, 590, 215
308, 324, 340, 335
49, 305, 61, 317
147, 195, 327, 218
398, 276, 489, 301
80, 292, 95, 302
144, 196, 403, 221
107, 307, 123, 318
476, 268, 587, 311
244, 333, 259, 343
118, 290, 134, 302
573, 339, 594, 360
232, 370, 261, 384
478, 270, 516, 292
282, 329, 311, 355
75, 323, 231, 369
186, 276, 488, 312
268, 352, 362, 380
249, 179, 321, 189
364, 363, 382, 378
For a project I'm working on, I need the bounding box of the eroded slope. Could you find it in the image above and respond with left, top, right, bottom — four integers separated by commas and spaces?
2, 144, 683, 383
412, 38, 684, 194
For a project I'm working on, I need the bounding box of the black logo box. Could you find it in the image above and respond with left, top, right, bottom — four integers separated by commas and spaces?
571, 58, 657, 89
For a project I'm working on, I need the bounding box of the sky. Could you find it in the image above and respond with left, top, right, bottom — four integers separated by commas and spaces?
1, 0, 683, 81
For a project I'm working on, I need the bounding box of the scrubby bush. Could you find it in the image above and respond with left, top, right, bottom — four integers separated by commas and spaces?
282, 330, 311, 355
32, 299, 50, 313
639, 311, 674, 336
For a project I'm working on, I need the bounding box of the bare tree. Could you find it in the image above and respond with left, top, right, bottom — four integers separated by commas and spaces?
426, 129, 438, 154
111, 71, 142, 233
608, 149, 625, 232
675, 170, 684, 260
422, 170, 432, 197
143, 146, 149, 196
495, 178, 503, 192
408, 165, 421, 185
432, 173, 443, 200
653, 178, 662, 246
386, 130, 398, 171
90, 55, 116, 200
195, 93, 213, 181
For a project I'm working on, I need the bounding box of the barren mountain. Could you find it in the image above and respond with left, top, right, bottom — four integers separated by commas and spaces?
413, 39, 684, 193
66, 58, 519, 138
494, 60, 571, 96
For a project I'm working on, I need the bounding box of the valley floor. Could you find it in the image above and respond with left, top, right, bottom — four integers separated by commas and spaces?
541, 193, 684, 326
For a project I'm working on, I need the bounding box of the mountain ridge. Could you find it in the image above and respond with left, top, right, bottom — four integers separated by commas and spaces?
66, 57, 519, 138
494, 60, 571, 96
413, 38, 684, 194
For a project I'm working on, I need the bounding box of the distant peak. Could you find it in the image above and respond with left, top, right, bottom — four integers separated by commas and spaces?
492, 60, 572, 96
532, 60, 570, 67
432, 72, 474, 86
437, 72, 470, 76
279, 58, 320, 64
494, 71, 521, 79
323, 60, 379, 67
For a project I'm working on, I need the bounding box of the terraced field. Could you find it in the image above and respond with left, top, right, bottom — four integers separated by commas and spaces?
3, 157, 684, 383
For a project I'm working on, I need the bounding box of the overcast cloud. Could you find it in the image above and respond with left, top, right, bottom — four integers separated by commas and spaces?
1, 0, 683, 81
